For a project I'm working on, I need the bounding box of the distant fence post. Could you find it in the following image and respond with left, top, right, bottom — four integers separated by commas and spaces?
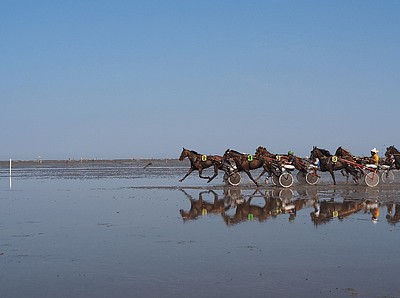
9, 158, 12, 190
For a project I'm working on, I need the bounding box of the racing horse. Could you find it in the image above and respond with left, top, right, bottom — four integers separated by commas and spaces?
179, 148, 222, 183
310, 146, 358, 185
255, 146, 308, 174
223, 149, 270, 187
334, 146, 363, 180
385, 145, 400, 169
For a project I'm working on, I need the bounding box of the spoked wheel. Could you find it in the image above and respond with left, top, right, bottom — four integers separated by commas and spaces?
279, 173, 294, 188
381, 170, 395, 184
228, 172, 242, 186
272, 174, 279, 186
306, 172, 319, 185
365, 172, 379, 187
279, 188, 294, 200
296, 171, 306, 183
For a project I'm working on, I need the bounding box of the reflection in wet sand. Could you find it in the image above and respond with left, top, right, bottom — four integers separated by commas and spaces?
179, 189, 228, 221
386, 202, 400, 224
179, 186, 400, 226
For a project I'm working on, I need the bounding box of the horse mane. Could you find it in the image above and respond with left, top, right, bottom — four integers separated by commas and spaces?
189, 149, 200, 155
388, 145, 400, 154
228, 149, 245, 155
335, 146, 352, 156
316, 147, 332, 156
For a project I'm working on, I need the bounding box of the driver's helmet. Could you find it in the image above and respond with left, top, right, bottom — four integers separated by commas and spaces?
288, 150, 295, 156
371, 148, 379, 154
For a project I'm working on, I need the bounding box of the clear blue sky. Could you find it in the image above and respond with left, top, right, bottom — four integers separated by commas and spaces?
1, 1, 399, 160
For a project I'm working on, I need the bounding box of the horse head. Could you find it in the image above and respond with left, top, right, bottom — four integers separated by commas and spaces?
385, 145, 399, 157
310, 146, 330, 161
255, 146, 273, 157
335, 146, 352, 158
335, 146, 343, 156
179, 147, 188, 160
310, 146, 318, 161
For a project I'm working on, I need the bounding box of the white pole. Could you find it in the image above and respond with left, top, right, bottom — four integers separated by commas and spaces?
9, 158, 12, 190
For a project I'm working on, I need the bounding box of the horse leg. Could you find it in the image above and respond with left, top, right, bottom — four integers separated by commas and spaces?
341, 169, 349, 181
198, 168, 211, 180
207, 164, 219, 183
255, 168, 268, 181
180, 167, 194, 182
329, 169, 336, 185
244, 169, 260, 187
348, 166, 359, 183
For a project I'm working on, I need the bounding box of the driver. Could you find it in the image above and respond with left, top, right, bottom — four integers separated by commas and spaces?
287, 150, 296, 164
370, 148, 379, 166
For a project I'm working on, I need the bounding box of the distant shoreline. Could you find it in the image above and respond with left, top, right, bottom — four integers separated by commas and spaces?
0, 158, 182, 168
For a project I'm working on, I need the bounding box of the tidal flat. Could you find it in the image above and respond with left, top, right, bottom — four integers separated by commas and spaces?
1, 160, 399, 298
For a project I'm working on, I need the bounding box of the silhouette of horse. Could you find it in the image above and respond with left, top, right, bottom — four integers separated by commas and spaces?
223, 149, 270, 186
310, 146, 358, 185
385, 145, 400, 169
179, 190, 228, 222
179, 148, 222, 183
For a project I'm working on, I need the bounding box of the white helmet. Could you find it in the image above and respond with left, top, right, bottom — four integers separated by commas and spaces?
371, 148, 379, 153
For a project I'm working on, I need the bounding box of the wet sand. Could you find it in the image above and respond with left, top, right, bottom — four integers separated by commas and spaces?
1, 160, 400, 297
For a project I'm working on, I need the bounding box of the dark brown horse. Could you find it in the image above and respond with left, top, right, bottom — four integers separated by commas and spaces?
310, 146, 358, 185
385, 145, 400, 169
255, 146, 308, 174
223, 149, 270, 186
334, 146, 363, 180
179, 148, 222, 183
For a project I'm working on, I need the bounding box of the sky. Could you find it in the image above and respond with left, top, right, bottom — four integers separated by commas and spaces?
1, 1, 399, 160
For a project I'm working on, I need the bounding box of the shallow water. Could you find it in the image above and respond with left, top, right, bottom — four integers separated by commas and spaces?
1, 163, 400, 297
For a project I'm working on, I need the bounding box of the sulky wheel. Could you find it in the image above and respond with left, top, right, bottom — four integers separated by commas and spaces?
381, 170, 395, 184
306, 172, 319, 185
272, 174, 279, 186
279, 173, 294, 188
228, 172, 242, 186
365, 172, 379, 187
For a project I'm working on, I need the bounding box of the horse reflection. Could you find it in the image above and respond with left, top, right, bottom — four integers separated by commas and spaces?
179, 189, 228, 222
223, 189, 313, 225
386, 202, 400, 225
310, 199, 365, 225
364, 199, 381, 222
223, 190, 273, 225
